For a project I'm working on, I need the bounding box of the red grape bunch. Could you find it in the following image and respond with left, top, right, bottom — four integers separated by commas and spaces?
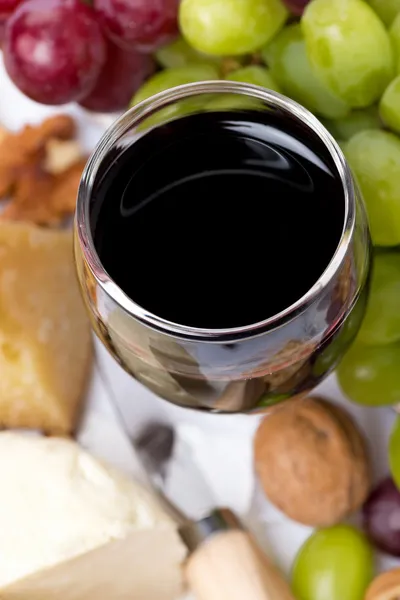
0, 0, 181, 111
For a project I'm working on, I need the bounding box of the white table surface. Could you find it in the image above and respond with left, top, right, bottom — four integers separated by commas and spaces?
1, 56, 398, 588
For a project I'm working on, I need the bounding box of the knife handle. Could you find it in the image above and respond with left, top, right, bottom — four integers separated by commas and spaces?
185, 528, 296, 600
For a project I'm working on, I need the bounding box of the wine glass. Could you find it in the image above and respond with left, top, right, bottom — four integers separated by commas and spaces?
74, 81, 371, 413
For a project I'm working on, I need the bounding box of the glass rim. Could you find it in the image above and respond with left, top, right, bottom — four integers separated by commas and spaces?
76, 80, 356, 342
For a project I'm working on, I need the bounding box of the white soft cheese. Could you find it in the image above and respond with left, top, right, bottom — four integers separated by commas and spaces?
0, 432, 169, 587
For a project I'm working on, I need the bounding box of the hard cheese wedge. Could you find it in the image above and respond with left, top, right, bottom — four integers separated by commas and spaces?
0, 527, 186, 600
0, 222, 92, 434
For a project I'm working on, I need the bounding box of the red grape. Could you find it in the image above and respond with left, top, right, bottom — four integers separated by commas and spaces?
0, 0, 24, 21
0, 0, 21, 14
79, 39, 155, 113
3, 0, 106, 105
282, 0, 310, 15
94, 0, 179, 53
0, 0, 24, 42
362, 477, 400, 556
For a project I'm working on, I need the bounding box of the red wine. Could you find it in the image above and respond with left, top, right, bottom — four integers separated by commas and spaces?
91, 109, 345, 330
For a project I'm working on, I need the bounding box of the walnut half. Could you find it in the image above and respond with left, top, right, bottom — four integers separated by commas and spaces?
365, 568, 400, 600
0, 115, 86, 226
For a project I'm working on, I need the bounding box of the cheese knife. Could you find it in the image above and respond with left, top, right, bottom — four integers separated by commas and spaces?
135, 422, 296, 600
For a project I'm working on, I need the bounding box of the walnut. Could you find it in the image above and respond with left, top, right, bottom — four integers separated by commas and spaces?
1, 158, 87, 225
254, 396, 372, 527
44, 138, 83, 175
0, 127, 8, 146
0, 115, 86, 226
0, 115, 75, 198
364, 568, 400, 600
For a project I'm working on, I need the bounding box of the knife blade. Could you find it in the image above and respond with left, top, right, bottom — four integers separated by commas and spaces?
135, 422, 217, 522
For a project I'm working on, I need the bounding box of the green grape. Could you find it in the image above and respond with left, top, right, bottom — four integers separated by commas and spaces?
345, 130, 400, 246
262, 24, 349, 119
302, 0, 395, 107
130, 65, 219, 128
380, 75, 400, 133
367, 0, 400, 26
179, 0, 288, 56
390, 13, 400, 72
324, 106, 381, 141
155, 37, 221, 69
358, 252, 400, 345
226, 65, 282, 92
337, 341, 400, 406
337, 139, 348, 153
131, 64, 220, 105
292, 525, 374, 600
389, 417, 400, 488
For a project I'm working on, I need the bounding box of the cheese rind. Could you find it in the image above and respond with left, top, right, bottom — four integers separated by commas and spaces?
0, 528, 186, 600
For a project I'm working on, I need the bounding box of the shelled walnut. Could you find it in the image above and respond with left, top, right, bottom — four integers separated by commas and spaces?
0, 115, 86, 225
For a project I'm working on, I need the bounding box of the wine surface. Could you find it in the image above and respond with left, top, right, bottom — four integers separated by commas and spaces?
91, 109, 344, 329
